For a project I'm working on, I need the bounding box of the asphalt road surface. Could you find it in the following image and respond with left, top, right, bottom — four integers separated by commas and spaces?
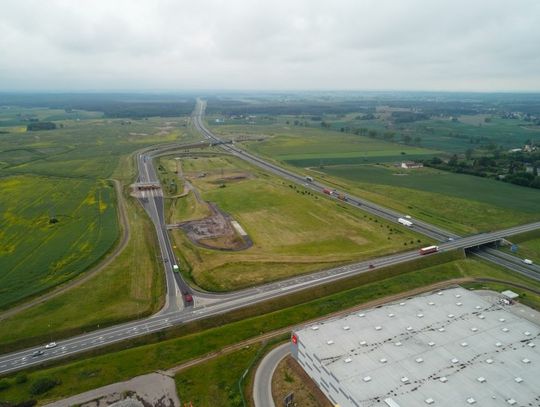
253, 343, 290, 407
0, 101, 538, 375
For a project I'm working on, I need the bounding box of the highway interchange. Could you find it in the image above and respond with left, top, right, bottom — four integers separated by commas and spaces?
0, 100, 539, 377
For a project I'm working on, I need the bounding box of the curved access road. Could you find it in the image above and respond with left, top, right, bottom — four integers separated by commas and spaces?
253, 343, 290, 407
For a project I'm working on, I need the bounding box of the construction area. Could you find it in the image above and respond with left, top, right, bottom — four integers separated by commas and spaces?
169, 202, 252, 251
290, 286, 540, 407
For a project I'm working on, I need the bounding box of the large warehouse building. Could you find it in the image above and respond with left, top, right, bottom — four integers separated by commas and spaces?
290, 287, 539, 407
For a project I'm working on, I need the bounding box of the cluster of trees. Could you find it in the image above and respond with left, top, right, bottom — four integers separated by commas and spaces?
424, 150, 540, 189
26, 121, 56, 131
322, 124, 422, 145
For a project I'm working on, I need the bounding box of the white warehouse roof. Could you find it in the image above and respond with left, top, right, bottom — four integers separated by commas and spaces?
291, 287, 540, 407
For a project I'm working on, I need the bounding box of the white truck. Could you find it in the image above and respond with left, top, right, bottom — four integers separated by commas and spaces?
523, 259, 533, 265
398, 217, 413, 227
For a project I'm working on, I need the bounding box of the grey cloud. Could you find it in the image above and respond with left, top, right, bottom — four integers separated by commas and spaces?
0, 0, 539, 91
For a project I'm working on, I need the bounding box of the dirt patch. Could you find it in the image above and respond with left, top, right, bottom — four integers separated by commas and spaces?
45, 372, 179, 407
171, 202, 252, 251
272, 356, 332, 407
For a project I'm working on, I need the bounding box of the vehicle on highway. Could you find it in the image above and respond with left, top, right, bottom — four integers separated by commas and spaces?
173, 264, 179, 272
419, 245, 439, 255
405, 215, 412, 219
447, 237, 455, 241
305, 176, 313, 182
369, 264, 375, 269
45, 342, 57, 349
398, 217, 413, 227
523, 259, 533, 265
183, 292, 193, 303
32, 350, 44, 357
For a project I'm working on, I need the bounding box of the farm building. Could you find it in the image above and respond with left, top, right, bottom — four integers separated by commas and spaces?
400, 161, 423, 169
290, 287, 539, 407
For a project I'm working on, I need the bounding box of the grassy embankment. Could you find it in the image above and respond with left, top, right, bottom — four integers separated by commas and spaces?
2, 254, 539, 404
0, 111, 201, 349
159, 154, 427, 291
208, 122, 540, 235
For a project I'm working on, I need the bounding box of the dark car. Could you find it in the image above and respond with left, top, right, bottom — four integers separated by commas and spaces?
368, 264, 375, 269
32, 350, 44, 357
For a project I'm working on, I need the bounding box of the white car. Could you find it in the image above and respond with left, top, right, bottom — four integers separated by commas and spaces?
523, 259, 533, 265
45, 342, 57, 349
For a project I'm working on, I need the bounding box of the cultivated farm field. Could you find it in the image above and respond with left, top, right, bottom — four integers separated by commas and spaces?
0, 175, 118, 308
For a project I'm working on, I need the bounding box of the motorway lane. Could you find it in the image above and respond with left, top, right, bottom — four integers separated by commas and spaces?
253, 343, 290, 407
1, 102, 538, 375
1, 221, 538, 375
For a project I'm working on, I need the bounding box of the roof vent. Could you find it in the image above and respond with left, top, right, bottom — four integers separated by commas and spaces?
327, 340, 334, 345
447, 314, 455, 318
439, 377, 448, 383
395, 342, 402, 347
438, 328, 446, 332
499, 318, 506, 322
417, 313, 424, 318
467, 398, 476, 404
416, 358, 424, 363
471, 327, 478, 332
455, 294, 462, 298
524, 331, 531, 336
514, 377, 523, 383
428, 341, 435, 347
522, 358, 531, 364
360, 340, 367, 345
428, 302, 435, 306
344, 357, 352, 363
502, 328, 509, 332
495, 342, 502, 347
475, 305, 481, 309
477, 377, 486, 383
380, 358, 387, 363
461, 342, 468, 347
456, 302, 463, 306
437, 291, 443, 296
486, 358, 494, 364
343, 326, 350, 331
363, 376, 371, 382
401, 377, 410, 383
375, 326, 382, 331
388, 313, 395, 318
407, 326, 413, 331
478, 315, 485, 319
451, 358, 459, 364
507, 399, 517, 405
358, 313, 365, 317
399, 302, 406, 306
311, 326, 319, 331
528, 342, 536, 348
425, 398, 434, 405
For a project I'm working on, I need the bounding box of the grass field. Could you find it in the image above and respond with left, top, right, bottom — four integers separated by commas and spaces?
206, 119, 540, 235
175, 344, 262, 407
213, 124, 441, 167
315, 164, 540, 234
0, 175, 118, 309
0, 107, 195, 308
1, 256, 538, 405
0, 156, 164, 352
164, 155, 426, 291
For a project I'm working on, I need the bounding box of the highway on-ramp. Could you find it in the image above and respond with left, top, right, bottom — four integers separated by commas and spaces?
0, 101, 538, 376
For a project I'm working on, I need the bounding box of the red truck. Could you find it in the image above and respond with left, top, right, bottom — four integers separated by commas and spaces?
419, 246, 439, 255
323, 188, 331, 195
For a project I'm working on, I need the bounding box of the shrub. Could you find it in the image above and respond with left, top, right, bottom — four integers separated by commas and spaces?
29, 378, 60, 395
0, 379, 11, 391
15, 373, 28, 384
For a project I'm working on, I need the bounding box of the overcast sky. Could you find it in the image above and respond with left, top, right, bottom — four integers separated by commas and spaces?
1, 0, 539, 92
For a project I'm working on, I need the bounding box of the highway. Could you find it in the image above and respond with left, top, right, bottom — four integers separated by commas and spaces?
0, 101, 538, 376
